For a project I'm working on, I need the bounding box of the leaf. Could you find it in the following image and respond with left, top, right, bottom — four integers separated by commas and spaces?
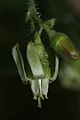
12, 43, 30, 84
27, 42, 45, 79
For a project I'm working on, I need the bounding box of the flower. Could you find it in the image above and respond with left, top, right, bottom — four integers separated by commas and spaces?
12, 42, 49, 108
42, 24, 78, 60
12, 34, 59, 108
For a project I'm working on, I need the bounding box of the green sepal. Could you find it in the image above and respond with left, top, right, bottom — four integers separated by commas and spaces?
27, 42, 45, 79
12, 43, 30, 84
49, 55, 59, 83
41, 64, 51, 78
34, 33, 51, 78
25, 10, 30, 23
26, 63, 34, 80
34, 34, 45, 60
44, 18, 56, 29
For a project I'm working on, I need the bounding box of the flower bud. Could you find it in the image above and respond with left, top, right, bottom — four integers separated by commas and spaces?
51, 32, 78, 60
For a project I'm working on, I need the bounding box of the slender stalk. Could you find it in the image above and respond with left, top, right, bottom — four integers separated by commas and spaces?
28, 0, 56, 38
29, 0, 36, 32
29, 0, 35, 11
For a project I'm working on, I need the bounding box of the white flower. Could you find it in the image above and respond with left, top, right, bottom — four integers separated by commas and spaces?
12, 41, 59, 108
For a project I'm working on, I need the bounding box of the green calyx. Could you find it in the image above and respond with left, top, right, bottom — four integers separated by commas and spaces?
39, 21, 78, 60
34, 32, 51, 78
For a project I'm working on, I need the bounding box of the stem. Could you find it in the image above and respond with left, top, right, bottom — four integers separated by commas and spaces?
29, 0, 36, 32
29, 0, 41, 24
28, 0, 56, 38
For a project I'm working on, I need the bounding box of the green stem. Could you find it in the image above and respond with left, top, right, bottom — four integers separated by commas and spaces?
28, 0, 56, 39
50, 55, 59, 83
29, 0, 36, 32
28, 0, 46, 29
29, 0, 35, 11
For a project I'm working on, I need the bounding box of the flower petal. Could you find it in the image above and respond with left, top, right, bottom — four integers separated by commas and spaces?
42, 78, 49, 97
31, 80, 39, 96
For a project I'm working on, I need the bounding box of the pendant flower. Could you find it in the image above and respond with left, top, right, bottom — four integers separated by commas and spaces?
12, 34, 59, 108
42, 22, 78, 60
45, 28, 78, 60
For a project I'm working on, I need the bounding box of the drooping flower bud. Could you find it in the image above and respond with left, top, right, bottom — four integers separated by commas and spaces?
42, 23, 78, 60
50, 32, 78, 60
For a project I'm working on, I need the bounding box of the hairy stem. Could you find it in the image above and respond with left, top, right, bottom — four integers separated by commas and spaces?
28, 0, 56, 36
29, 0, 36, 31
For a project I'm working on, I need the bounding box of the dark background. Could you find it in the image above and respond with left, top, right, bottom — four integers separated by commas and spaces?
0, 0, 80, 120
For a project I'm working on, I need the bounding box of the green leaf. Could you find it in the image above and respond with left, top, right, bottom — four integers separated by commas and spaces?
12, 43, 30, 84
44, 18, 56, 29
27, 42, 45, 79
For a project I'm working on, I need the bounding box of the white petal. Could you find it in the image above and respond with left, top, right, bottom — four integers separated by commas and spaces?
31, 80, 39, 96
42, 78, 49, 96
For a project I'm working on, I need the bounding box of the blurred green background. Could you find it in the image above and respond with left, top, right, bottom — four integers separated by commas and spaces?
0, 0, 80, 120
